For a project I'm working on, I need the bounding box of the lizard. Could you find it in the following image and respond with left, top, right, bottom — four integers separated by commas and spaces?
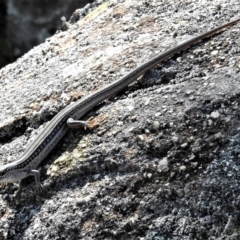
0, 17, 239, 194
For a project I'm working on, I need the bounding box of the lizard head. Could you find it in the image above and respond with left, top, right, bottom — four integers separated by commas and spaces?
0, 165, 10, 183
0, 163, 27, 183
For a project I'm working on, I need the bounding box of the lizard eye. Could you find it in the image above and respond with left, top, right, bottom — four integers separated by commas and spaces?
0, 169, 6, 177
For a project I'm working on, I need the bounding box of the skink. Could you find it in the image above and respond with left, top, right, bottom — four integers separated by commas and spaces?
0, 18, 239, 193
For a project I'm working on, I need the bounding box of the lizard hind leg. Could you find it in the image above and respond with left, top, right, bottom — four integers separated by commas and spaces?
67, 116, 104, 129
67, 118, 90, 129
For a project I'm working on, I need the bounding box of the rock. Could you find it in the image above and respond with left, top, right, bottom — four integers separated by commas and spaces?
0, 0, 240, 239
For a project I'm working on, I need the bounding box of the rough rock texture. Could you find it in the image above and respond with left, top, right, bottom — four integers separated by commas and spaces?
0, 0, 240, 239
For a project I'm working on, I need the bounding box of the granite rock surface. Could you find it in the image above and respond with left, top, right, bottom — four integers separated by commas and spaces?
0, 0, 240, 239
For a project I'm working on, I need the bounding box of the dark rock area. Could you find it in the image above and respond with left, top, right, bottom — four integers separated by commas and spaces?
0, 0, 95, 69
